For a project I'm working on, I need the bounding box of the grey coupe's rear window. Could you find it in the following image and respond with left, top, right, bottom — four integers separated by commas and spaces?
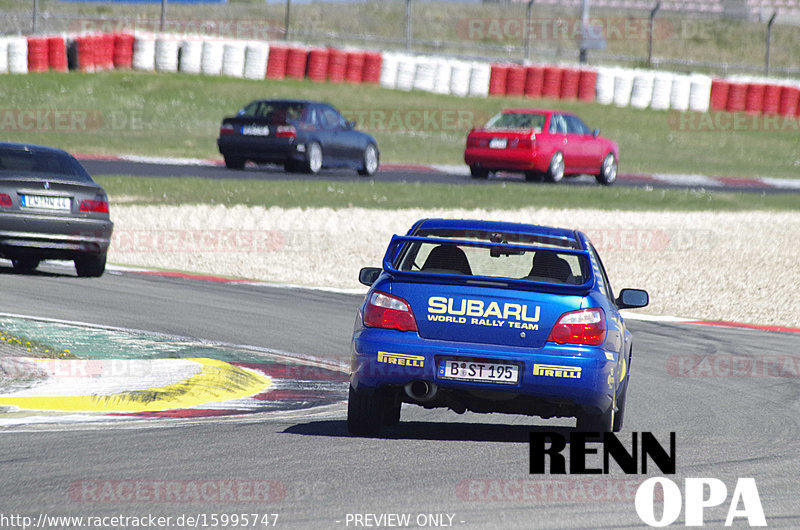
485, 112, 546, 132
238, 101, 307, 124
396, 229, 589, 285
0, 148, 92, 182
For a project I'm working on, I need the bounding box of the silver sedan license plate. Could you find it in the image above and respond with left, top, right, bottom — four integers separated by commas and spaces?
438, 359, 519, 384
20, 195, 71, 211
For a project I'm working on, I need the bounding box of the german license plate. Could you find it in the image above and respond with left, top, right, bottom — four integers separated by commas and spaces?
438, 359, 519, 384
241, 125, 270, 136
20, 195, 70, 211
489, 138, 507, 149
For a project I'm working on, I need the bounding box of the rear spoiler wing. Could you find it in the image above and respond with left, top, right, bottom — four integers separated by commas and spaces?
381, 235, 595, 295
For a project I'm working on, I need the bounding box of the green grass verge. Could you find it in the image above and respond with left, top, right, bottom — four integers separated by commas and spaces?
2, 71, 799, 179
97, 176, 800, 212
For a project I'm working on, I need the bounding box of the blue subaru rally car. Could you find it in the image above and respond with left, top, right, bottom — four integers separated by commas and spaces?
348, 219, 649, 436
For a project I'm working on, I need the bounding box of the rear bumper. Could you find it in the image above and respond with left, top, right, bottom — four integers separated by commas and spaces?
0, 212, 113, 260
351, 327, 619, 416
217, 136, 306, 164
464, 147, 545, 172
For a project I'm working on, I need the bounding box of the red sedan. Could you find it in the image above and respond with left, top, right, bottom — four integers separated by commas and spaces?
464, 109, 618, 185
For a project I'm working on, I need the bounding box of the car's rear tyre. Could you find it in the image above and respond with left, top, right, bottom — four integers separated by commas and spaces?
224, 156, 245, 170
383, 397, 401, 426
524, 170, 543, 182
596, 153, 617, 186
470, 166, 489, 179
11, 258, 40, 272
347, 385, 384, 436
304, 142, 323, 174
576, 404, 614, 433
612, 378, 628, 432
545, 152, 565, 183
74, 253, 106, 278
357, 144, 379, 176
284, 160, 301, 173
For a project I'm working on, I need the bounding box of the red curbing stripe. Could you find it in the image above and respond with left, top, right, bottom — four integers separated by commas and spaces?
686, 320, 800, 334
132, 270, 252, 284
714, 177, 766, 188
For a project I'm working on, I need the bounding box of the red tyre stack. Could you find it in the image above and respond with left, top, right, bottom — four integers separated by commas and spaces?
27, 37, 49, 72
778, 85, 799, 117
345, 51, 366, 84
709, 79, 730, 111
505, 65, 526, 96
265, 45, 289, 79
762, 84, 781, 114
306, 48, 329, 82
113, 34, 134, 69
577, 69, 597, 102
75, 35, 96, 73
285, 47, 308, 80
48, 36, 68, 72
559, 68, 580, 99
725, 83, 747, 112
326, 48, 347, 82
524, 66, 544, 98
94, 34, 115, 71
744, 83, 766, 114
541, 66, 564, 99
362, 51, 382, 84
488, 64, 510, 96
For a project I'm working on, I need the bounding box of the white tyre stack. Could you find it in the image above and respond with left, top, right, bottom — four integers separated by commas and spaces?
650, 72, 674, 110
221, 40, 246, 78
0, 37, 10, 74
132, 34, 156, 71
688, 74, 713, 112
630, 70, 655, 109
179, 40, 203, 74
413, 56, 437, 92
449, 60, 472, 97
155, 37, 180, 72
433, 58, 452, 95
379, 52, 399, 89
201, 39, 224, 76
7, 37, 28, 74
595, 67, 616, 105
395, 54, 417, 91
468, 61, 491, 97
244, 41, 269, 80
669, 74, 692, 112
612, 68, 635, 107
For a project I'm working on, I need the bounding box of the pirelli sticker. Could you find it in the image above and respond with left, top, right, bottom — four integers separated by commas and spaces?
377, 351, 424, 368
532, 363, 582, 379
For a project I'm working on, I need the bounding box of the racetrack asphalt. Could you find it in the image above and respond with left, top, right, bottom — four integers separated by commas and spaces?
1, 262, 799, 528
78, 156, 800, 194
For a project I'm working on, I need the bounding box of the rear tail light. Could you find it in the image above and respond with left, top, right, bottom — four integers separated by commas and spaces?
548, 308, 606, 346
275, 125, 297, 138
0, 193, 11, 207
219, 124, 234, 136
79, 199, 109, 213
362, 291, 418, 332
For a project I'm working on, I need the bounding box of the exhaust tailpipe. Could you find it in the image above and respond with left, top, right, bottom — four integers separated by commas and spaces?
405, 380, 437, 402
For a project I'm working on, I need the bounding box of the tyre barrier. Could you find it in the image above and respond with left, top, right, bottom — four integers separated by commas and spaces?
7, 30, 800, 119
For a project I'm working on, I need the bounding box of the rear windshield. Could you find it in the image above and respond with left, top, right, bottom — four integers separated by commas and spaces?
237, 101, 307, 125
485, 112, 546, 132
396, 230, 589, 285
0, 148, 93, 182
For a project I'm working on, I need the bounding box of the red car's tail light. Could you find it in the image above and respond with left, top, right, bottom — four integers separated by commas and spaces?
363, 291, 418, 332
275, 125, 297, 138
219, 124, 234, 136
548, 308, 606, 346
79, 200, 109, 213
0, 193, 12, 207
